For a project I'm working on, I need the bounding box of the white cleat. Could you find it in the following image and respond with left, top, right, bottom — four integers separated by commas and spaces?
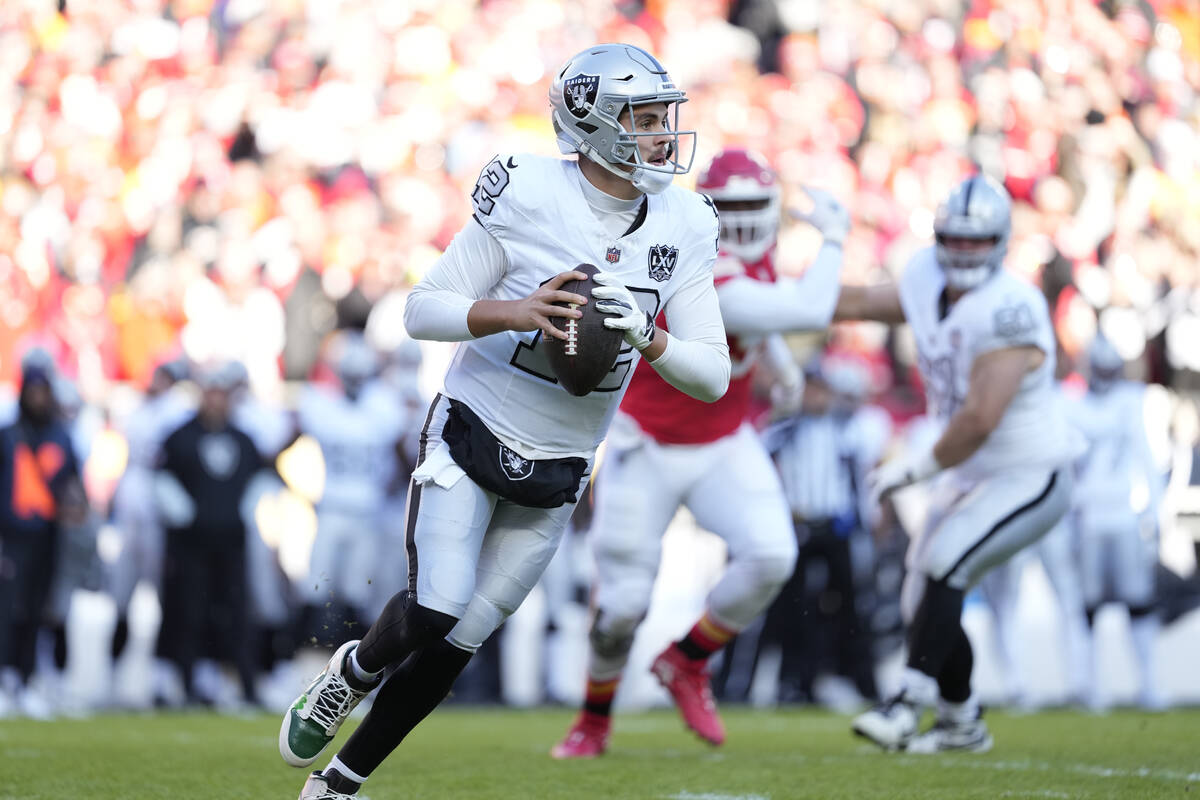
298, 771, 358, 799
852, 694, 920, 751
279, 640, 378, 768
906, 718, 994, 753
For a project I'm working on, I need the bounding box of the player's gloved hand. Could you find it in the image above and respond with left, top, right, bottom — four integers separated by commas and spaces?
593, 271, 656, 351
770, 377, 804, 415
866, 448, 941, 510
790, 186, 851, 245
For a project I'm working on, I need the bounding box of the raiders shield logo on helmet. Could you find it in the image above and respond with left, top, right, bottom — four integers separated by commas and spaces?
563, 74, 600, 119
647, 244, 678, 282
499, 444, 534, 481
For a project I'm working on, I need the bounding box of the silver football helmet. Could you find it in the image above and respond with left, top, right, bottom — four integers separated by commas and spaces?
1086, 335, 1123, 393
550, 43, 695, 195
933, 173, 1012, 290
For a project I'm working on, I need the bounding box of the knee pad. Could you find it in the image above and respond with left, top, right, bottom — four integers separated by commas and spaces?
588, 610, 642, 660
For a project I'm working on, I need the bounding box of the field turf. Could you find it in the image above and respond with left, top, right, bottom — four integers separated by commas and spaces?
1, 707, 1196, 799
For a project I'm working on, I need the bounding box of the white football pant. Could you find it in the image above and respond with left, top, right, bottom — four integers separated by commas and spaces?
901, 466, 1072, 624
588, 421, 797, 678
406, 395, 589, 653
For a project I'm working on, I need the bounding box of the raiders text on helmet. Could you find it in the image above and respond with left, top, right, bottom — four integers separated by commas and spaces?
933, 173, 1012, 290
697, 148, 780, 261
550, 44, 695, 195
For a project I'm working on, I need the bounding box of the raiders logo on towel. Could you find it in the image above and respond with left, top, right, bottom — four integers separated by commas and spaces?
499, 444, 534, 481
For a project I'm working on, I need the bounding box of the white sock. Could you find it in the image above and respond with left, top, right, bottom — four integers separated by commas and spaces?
326, 756, 369, 785
941, 695, 980, 724
900, 667, 939, 708
1129, 613, 1160, 693
348, 646, 381, 684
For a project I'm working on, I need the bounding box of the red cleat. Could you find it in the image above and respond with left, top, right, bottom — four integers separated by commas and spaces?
651, 644, 726, 746
550, 711, 611, 759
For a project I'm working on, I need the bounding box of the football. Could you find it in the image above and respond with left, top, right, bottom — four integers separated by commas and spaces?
544, 263, 624, 396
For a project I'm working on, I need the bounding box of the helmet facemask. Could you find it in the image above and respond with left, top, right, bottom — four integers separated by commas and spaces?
713, 192, 780, 261
933, 174, 1012, 290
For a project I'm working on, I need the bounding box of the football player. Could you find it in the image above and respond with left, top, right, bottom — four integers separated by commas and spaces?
1071, 336, 1167, 710
282, 43, 732, 799
107, 359, 192, 705
551, 148, 849, 757
837, 174, 1082, 752
294, 331, 407, 645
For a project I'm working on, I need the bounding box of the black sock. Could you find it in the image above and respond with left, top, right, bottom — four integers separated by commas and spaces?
355, 590, 458, 674
52, 623, 68, 671
1085, 606, 1098, 628
905, 577, 966, 679
336, 638, 474, 777
111, 615, 129, 661
938, 626, 974, 703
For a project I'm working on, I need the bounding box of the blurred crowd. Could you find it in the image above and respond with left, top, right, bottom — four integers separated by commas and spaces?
1, 0, 1199, 715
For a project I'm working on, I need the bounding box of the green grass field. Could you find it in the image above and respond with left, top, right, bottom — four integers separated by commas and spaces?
1, 707, 1196, 799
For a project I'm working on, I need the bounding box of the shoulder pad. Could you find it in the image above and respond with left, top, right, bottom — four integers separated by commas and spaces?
469, 153, 555, 234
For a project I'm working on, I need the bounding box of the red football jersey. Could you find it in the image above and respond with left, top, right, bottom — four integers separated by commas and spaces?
620, 250, 776, 445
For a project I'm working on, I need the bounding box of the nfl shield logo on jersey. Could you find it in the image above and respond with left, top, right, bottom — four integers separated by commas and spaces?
563, 74, 599, 119
498, 444, 534, 481
647, 244, 678, 282
606, 246, 621, 263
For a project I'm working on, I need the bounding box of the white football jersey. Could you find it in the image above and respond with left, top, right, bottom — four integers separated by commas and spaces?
442, 154, 720, 459
898, 247, 1079, 477
298, 380, 405, 513
124, 389, 194, 471
1069, 381, 1162, 520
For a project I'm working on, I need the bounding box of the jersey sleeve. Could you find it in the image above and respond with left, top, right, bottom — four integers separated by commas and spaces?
468, 153, 532, 240
968, 285, 1052, 361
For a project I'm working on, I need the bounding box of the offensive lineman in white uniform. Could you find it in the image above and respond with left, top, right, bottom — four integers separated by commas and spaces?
552, 149, 849, 757
294, 332, 406, 644
280, 44, 731, 799
836, 174, 1081, 752
1072, 336, 1167, 710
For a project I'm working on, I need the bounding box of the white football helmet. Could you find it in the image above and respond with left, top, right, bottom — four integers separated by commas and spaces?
933, 173, 1012, 290
331, 331, 377, 398
1086, 335, 1123, 393
698, 149, 780, 261
550, 43, 695, 195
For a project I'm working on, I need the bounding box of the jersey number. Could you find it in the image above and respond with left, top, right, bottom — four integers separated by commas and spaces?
472, 158, 511, 216
509, 281, 661, 393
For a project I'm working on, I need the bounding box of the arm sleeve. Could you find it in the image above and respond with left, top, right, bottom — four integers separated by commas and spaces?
651, 268, 730, 403
762, 333, 802, 389
717, 242, 844, 337
403, 219, 509, 342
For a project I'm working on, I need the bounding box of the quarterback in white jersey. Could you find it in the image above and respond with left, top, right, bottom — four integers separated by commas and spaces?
1071, 336, 1167, 710
836, 174, 1080, 753
282, 44, 730, 799
552, 148, 849, 757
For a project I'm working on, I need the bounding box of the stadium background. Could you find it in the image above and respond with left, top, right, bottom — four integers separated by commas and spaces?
1, 0, 1199, 712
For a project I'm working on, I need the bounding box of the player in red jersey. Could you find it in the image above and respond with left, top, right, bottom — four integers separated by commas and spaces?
552, 149, 850, 757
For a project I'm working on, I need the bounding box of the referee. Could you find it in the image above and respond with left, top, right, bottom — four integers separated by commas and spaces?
758, 359, 883, 705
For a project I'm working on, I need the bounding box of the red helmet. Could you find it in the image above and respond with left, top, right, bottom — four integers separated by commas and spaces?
697, 149, 780, 261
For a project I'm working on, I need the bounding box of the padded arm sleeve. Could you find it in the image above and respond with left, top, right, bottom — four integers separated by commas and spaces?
651, 270, 731, 403
403, 220, 509, 342
717, 242, 843, 337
